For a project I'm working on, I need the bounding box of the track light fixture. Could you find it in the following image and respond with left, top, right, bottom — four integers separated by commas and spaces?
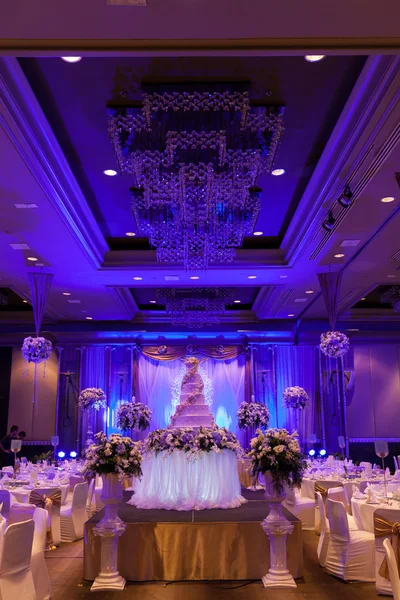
338, 185, 353, 208
322, 211, 336, 232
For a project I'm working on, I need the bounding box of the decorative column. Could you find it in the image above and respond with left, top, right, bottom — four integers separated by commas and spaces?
261, 473, 296, 589
91, 474, 126, 592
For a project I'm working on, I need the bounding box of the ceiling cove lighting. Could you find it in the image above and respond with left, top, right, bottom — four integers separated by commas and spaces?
334, 253, 345, 258
381, 196, 395, 203
103, 169, 117, 177
133, 277, 143, 281
305, 55, 326, 63
27, 257, 38, 262
271, 168, 285, 176
61, 57, 82, 63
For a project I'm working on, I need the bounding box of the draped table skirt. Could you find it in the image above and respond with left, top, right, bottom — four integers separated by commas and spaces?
128, 449, 246, 511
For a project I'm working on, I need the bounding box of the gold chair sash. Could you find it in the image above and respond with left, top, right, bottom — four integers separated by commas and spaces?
29, 489, 62, 550
374, 513, 400, 581
314, 483, 328, 500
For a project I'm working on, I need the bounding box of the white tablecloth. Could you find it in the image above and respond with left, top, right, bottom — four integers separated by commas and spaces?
351, 497, 400, 533
10, 483, 69, 506
128, 449, 246, 511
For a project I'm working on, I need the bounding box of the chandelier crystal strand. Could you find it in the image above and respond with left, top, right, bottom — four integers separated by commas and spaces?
108, 87, 284, 270
157, 288, 235, 328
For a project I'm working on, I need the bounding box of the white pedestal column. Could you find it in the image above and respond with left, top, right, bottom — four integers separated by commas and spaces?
261, 472, 296, 589
91, 474, 126, 593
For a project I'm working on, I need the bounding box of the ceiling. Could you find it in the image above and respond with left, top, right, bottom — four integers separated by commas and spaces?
0, 53, 400, 340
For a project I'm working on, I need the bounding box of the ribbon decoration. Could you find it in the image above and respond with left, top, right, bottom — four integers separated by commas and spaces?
29, 489, 61, 550
317, 271, 343, 331
314, 483, 329, 500
374, 513, 400, 581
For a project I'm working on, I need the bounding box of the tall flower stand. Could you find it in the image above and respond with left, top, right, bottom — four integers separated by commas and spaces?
261, 472, 296, 589
91, 474, 126, 592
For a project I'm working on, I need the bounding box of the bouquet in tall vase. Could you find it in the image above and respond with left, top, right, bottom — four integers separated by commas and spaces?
237, 397, 270, 450
78, 388, 107, 445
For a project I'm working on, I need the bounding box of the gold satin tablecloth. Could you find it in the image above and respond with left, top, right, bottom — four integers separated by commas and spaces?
84, 501, 303, 581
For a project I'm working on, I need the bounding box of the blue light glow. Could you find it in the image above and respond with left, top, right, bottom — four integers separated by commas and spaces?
57, 451, 66, 458
69, 451, 78, 458
308, 449, 316, 457
319, 449, 327, 457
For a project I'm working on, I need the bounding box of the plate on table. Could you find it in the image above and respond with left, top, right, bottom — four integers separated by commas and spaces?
366, 500, 380, 504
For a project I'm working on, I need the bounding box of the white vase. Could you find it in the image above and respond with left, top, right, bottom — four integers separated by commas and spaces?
91, 473, 126, 592
261, 471, 296, 589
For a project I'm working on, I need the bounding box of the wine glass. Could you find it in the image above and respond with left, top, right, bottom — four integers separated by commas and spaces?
338, 436, 346, 461
375, 441, 389, 502
51, 436, 59, 463
10, 439, 22, 477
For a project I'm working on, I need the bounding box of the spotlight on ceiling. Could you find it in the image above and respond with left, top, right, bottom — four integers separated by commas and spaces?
338, 185, 353, 208
57, 451, 66, 458
305, 55, 326, 63
308, 449, 316, 457
322, 212, 335, 232
319, 449, 327, 457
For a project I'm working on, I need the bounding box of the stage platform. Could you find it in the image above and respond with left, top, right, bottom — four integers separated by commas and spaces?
84, 488, 303, 582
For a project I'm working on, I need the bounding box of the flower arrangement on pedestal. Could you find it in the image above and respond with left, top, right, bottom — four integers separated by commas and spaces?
116, 400, 152, 432
78, 388, 107, 411
21, 336, 52, 364
83, 432, 142, 480
237, 400, 270, 429
144, 426, 243, 459
283, 386, 309, 410
319, 331, 350, 358
249, 428, 307, 495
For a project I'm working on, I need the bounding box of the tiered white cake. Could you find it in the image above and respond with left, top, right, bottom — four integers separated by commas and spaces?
170, 358, 214, 428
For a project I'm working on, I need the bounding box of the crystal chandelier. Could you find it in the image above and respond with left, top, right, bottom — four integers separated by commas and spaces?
108, 85, 284, 270
157, 287, 235, 328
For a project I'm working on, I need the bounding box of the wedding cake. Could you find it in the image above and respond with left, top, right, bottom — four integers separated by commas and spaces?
170, 357, 214, 428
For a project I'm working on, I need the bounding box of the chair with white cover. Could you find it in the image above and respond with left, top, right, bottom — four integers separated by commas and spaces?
29, 487, 62, 547
316, 492, 330, 567
342, 481, 359, 515
8, 503, 51, 600
0, 519, 36, 600
0, 492, 10, 521
374, 507, 400, 596
60, 482, 88, 542
283, 486, 315, 530
383, 538, 400, 600
394, 456, 399, 472
327, 487, 358, 530
325, 498, 375, 582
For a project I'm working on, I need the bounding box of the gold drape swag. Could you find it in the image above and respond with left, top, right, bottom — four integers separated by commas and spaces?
29, 489, 62, 550
374, 513, 400, 581
138, 345, 245, 362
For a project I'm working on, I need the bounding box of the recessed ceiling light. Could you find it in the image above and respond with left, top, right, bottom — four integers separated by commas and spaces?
22, 300, 28, 304
305, 55, 326, 62
280, 275, 288, 279
126, 232, 136, 237
305, 290, 314, 294
190, 276, 199, 280
61, 56, 82, 63
294, 298, 307, 303
63, 292, 71, 296
27, 257, 38, 262
86, 316, 93, 320
347, 328, 360, 332
248, 275, 257, 279
381, 196, 395, 203
234, 300, 241, 303
334, 253, 345, 258
133, 276, 143, 281
271, 168, 285, 176
361, 297, 366, 301
149, 300, 156, 304
103, 169, 117, 177
253, 231, 263, 236
288, 313, 294, 317
388, 275, 396, 278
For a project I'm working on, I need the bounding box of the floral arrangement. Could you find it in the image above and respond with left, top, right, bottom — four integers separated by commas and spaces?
237, 400, 270, 429
21, 336, 52, 364
144, 426, 242, 459
319, 331, 350, 358
83, 432, 142, 481
249, 428, 307, 494
182, 356, 199, 384
78, 388, 107, 411
283, 386, 310, 410
116, 400, 152, 432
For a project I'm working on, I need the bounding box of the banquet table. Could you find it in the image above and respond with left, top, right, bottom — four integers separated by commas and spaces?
10, 483, 69, 506
128, 449, 246, 511
351, 496, 400, 533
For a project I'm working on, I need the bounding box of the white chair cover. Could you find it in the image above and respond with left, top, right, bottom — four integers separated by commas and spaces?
0, 520, 36, 600
325, 498, 375, 582
283, 487, 315, 531
316, 492, 330, 567
0, 493, 10, 520
383, 538, 400, 600
61, 482, 88, 542
394, 457, 399, 472
342, 481, 359, 515
8, 503, 35, 525
29, 486, 62, 547
375, 507, 400, 596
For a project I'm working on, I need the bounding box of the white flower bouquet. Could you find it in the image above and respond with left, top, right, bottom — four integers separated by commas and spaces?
144, 426, 243, 459
249, 428, 307, 494
283, 386, 309, 410
78, 388, 107, 411
83, 432, 142, 480
319, 330, 350, 358
21, 336, 52, 364
237, 400, 270, 429
116, 401, 152, 432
